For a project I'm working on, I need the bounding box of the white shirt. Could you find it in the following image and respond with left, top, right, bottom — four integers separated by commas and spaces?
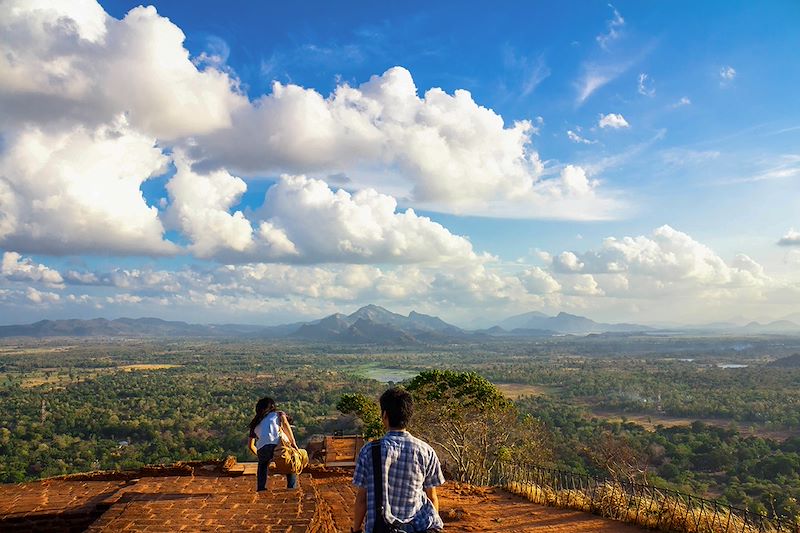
253, 411, 282, 449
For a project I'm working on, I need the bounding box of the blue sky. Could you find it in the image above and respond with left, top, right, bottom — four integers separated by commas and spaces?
0, 0, 798, 326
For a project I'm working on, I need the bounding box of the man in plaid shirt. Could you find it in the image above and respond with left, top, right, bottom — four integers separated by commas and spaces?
351, 387, 445, 533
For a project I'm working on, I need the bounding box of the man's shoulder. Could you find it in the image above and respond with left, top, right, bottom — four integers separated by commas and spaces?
356, 439, 380, 460
389, 431, 436, 455
407, 432, 435, 451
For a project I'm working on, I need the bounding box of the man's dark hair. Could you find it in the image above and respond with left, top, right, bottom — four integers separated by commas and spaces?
379, 387, 414, 429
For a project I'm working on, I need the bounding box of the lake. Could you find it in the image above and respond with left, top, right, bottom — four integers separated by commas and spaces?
361, 367, 419, 383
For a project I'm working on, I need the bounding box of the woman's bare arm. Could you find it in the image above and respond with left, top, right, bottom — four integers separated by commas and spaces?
280, 413, 299, 448
248, 437, 258, 456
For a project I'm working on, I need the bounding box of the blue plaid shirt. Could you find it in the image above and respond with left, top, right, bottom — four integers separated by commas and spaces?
353, 431, 445, 533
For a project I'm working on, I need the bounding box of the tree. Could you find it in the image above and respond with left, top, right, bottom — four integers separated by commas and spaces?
336, 393, 383, 439
406, 370, 549, 484
584, 430, 650, 482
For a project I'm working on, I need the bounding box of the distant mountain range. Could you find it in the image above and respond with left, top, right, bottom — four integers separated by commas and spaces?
2, 305, 799, 342
496, 311, 653, 335
0, 305, 471, 344
289, 304, 467, 344
0, 317, 296, 339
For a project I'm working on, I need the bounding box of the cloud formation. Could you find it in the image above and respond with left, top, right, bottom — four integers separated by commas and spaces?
598, 113, 630, 129
567, 130, 598, 145
0, 119, 176, 255
26, 287, 61, 305
551, 225, 770, 291
779, 229, 800, 246
2, 252, 64, 287
637, 73, 655, 97
575, 61, 633, 105
256, 175, 482, 263
165, 163, 482, 264
0, 1, 246, 138
190, 67, 619, 218
720, 66, 737, 84
0, 224, 788, 326
503, 48, 551, 97
0, 0, 622, 254
596, 5, 625, 50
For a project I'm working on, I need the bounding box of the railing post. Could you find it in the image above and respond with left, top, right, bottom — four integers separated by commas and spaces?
636, 482, 643, 524
723, 502, 732, 533
589, 475, 599, 514
684, 494, 693, 532
655, 488, 665, 530
694, 500, 706, 532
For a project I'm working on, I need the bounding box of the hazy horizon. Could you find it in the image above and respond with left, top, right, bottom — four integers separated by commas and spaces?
3, 303, 800, 331
1, 1, 799, 327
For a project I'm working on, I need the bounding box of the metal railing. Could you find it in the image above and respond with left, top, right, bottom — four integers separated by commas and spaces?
459, 463, 798, 533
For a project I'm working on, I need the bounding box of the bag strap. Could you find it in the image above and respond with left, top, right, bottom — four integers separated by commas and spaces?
371, 439, 386, 527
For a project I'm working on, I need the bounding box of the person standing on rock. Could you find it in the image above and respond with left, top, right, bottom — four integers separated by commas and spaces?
248, 396, 299, 491
351, 387, 445, 533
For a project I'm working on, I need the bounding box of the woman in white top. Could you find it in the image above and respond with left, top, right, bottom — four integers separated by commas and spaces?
248, 396, 299, 490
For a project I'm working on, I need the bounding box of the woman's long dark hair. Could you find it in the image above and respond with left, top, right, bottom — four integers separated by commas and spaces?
249, 396, 276, 439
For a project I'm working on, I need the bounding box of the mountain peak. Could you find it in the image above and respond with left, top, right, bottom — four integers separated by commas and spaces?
359, 304, 387, 311
348, 304, 405, 323
350, 304, 392, 316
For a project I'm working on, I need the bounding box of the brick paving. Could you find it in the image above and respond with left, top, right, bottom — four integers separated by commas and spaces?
310, 475, 356, 532
0, 479, 129, 532
87, 474, 317, 532
0, 462, 645, 532
312, 474, 644, 533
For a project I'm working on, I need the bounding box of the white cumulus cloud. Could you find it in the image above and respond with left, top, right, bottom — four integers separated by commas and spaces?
2, 252, 64, 287
552, 225, 771, 289
26, 287, 61, 304
165, 154, 260, 259
0, 1, 246, 139
188, 66, 620, 219
0, 119, 176, 255
0, 0, 625, 273
164, 167, 483, 264
1, 0, 623, 232
255, 175, 481, 264
572, 274, 605, 296
779, 229, 800, 246
553, 251, 585, 273
519, 267, 561, 294
598, 113, 630, 129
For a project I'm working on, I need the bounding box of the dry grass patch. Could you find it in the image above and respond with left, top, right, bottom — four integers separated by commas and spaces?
495, 383, 551, 399
504, 480, 792, 533
589, 409, 800, 441
0, 345, 76, 355
117, 364, 181, 371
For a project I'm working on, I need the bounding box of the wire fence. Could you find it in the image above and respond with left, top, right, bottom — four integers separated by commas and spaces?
458, 463, 799, 533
